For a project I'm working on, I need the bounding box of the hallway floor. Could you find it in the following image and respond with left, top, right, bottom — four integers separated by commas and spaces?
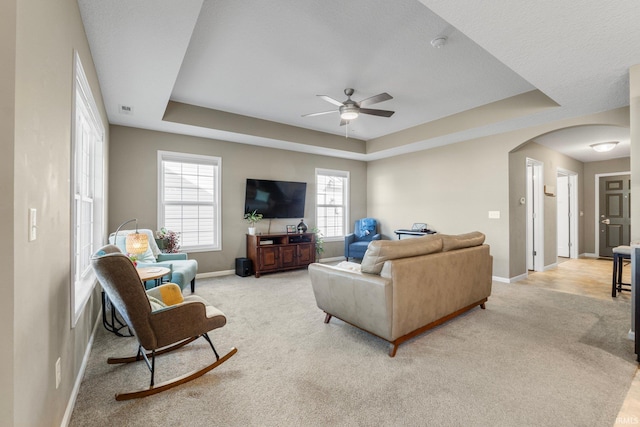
514, 257, 638, 425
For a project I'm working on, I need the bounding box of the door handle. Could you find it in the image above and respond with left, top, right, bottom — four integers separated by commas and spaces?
601, 218, 611, 225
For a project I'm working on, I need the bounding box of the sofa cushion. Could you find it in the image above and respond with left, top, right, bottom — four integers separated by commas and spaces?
361, 235, 443, 275
440, 231, 485, 252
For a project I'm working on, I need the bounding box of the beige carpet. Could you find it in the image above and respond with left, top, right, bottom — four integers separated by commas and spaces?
70, 269, 637, 426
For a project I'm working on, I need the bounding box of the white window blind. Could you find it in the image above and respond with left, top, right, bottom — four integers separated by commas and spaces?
158, 151, 221, 252
316, 168, 349, 240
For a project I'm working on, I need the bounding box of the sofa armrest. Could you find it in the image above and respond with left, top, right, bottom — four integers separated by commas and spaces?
157, 253, 188, 261
308, 263, 393, 340
371, 233, 381, 241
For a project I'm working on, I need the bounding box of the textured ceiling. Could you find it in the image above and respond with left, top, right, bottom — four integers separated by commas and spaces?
77, 0, 640, 162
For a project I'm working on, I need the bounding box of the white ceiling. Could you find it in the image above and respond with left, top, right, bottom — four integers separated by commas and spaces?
77, 0, 640, 163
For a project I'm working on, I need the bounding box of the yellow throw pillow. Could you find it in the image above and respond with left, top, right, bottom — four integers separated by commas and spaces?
158, 284, 184, 306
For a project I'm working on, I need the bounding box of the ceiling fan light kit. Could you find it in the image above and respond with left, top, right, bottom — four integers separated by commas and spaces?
303, 88, 395, 126
340, 106, 359, 121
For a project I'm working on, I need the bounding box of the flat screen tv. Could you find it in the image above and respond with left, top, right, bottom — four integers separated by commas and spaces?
244, 178, 307, 219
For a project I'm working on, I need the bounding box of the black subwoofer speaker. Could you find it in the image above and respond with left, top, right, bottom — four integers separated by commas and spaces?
235, 257, 252, 277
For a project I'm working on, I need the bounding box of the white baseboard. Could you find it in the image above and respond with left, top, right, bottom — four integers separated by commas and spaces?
197, 269, 235, 279
504, 272, 528, 283
543, 262, 558, 271
582, 253, 598, 258
196, 257, 345, 280
492, 275, 511, 283
61, 312, 101, 427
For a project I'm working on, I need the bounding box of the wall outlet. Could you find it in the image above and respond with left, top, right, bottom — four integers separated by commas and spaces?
55, 357, 61, 389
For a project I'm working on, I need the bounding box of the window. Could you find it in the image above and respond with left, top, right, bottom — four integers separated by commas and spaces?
71, 51, 105, 326
316, 168, 349, 241
158, 151, 221, 252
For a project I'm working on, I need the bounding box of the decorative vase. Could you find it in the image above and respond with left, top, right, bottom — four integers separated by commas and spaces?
297, 219, 308, 233
248, 227, 256, 235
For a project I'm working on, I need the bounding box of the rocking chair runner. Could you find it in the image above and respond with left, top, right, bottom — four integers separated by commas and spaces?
91, 245, 236, 400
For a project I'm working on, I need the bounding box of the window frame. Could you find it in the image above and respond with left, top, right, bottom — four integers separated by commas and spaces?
315, 168, 350, 242
157, 150, 222, 252
70, 50, 105, 327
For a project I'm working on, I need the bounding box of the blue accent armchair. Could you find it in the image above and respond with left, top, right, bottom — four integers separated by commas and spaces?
345, 218, 381, 260
109, 229, 198, 293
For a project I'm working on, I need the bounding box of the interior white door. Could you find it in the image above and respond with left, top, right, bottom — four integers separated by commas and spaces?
557, 175, 570, 257
526, 159, 544, 271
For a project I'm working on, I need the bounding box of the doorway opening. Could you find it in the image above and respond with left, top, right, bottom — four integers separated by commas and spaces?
556, 169, 578, 261
526, 158, 544, 272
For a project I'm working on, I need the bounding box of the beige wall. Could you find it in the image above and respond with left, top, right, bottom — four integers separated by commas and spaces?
368, 108, 630, 280
108, 126, 368, 271
368, 133, 513, 278
1, 1, 16, 423
583, 158, 631, 254
508, 141, 585, 276
8, 0, 108, 425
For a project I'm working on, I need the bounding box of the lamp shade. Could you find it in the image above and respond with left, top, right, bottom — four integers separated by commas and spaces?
126, 232, 149, 255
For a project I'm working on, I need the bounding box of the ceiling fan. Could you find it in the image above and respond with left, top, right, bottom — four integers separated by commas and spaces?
302, 88, 395, 126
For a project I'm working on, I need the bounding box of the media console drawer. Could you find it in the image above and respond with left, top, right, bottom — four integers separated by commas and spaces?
246, 233, 316, 278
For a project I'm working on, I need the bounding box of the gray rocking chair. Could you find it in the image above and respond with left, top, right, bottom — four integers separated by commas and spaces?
91, 244, 236, 400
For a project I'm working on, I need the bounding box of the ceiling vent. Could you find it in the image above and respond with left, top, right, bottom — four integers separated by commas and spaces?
118, 104, 134, 115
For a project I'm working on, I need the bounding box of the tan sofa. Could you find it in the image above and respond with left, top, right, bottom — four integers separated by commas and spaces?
308, 232, 492, 357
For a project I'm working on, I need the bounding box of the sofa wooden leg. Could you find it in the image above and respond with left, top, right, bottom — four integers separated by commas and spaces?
190, 278, 195, 293
389, 343, 398, 358
480, 303, 486, 309
324, 313, 332, 324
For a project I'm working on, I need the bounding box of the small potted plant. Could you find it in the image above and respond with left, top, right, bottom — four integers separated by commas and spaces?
156, 227, 180, 253
311, 227, 324, 261
244, 210, 263, 235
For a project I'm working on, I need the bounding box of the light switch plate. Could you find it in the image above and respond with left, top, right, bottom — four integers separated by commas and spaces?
29, 208, 37, 241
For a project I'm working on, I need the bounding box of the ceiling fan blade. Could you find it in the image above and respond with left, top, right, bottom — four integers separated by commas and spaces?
318, 95, 344, 107
302, 110, 337, 117
359, 108, 395, 117
358, 92, 392, 107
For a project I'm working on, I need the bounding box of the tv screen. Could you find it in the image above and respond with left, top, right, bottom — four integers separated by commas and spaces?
244, 179, 307, 219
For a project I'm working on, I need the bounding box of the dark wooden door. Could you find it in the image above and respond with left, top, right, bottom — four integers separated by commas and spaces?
599, 174, 631, 257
